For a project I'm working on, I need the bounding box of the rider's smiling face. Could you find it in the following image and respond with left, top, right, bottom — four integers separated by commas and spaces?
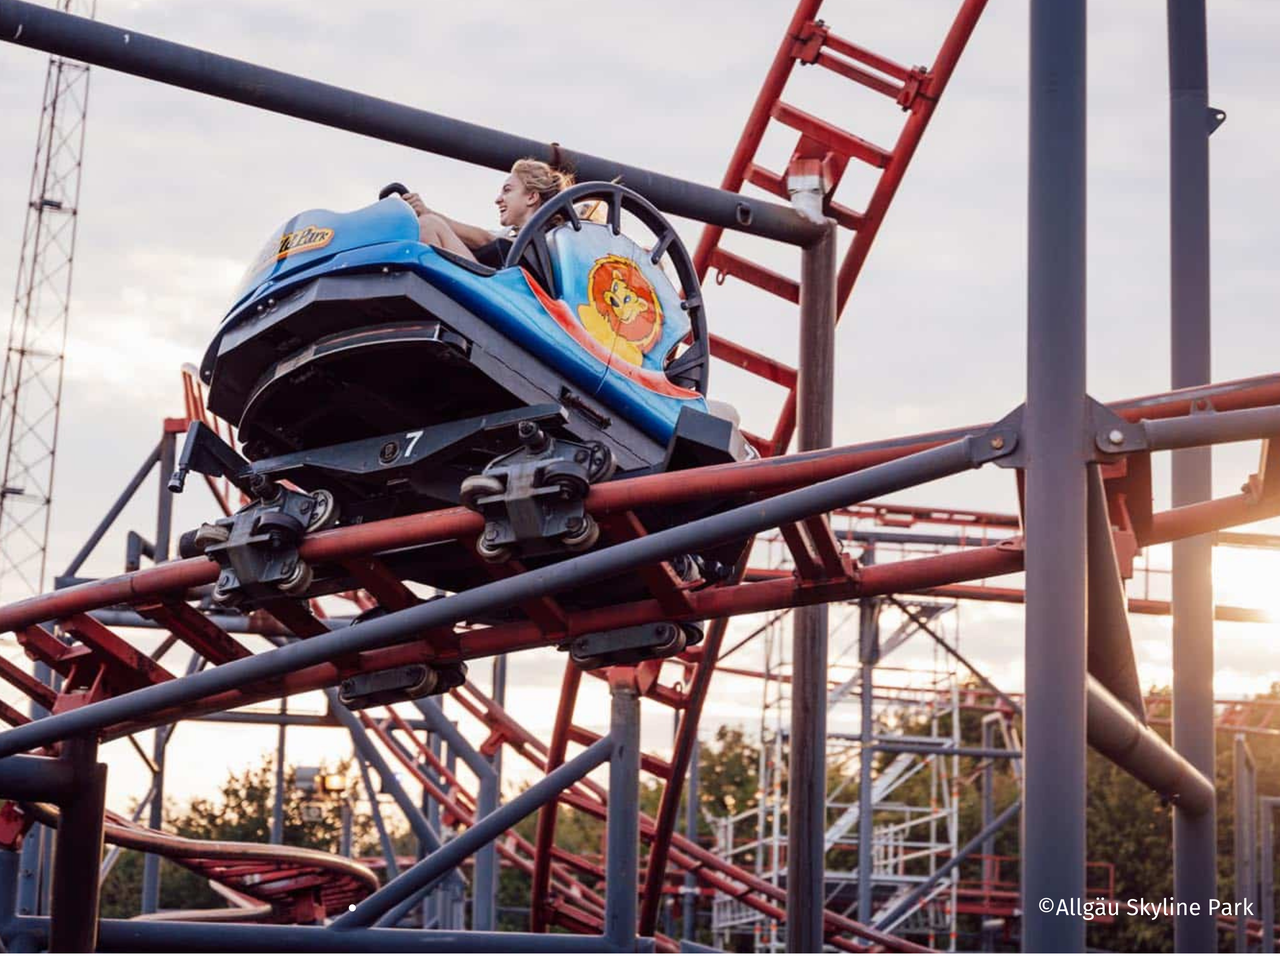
495, 173, 541, 229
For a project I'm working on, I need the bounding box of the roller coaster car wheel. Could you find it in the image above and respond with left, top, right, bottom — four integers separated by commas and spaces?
304, 489, 339, 532
475, 533, 513, 564
279, 559, 314, 597
546, 468, 589, 502
584, 441, 616, 483
681, 621, 704, 648
561, 514, 599, 552
460, 474, 506, 511
504, 181, 711, 396
179, 522, 230, 559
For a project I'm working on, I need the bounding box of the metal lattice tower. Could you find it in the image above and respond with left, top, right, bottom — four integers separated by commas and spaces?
0, 0, 95, 600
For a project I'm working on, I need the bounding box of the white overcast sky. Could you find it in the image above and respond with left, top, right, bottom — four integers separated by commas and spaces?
2, 0, 1280, 811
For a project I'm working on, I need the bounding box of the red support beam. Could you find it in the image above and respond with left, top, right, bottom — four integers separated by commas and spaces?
60, 614, 173, 687
707, 247, 799, 303
708, 335, 797, 389
772, 101, 892, 169
135, 600, 251, 664
5, 372, 1278, 639
340, 557, 421, 612
530, 663, 583, 932
0, 656, 56, 709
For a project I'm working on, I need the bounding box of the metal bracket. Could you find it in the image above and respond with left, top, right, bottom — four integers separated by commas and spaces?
196, 487, 322, 608
1092, 394, 1240, 460
1207, 106, 1227, 135
170, 421, 253, 496
463, 419, 616, 563
897, 65, 932, 111
970, 405, 1024, 468
1089, 397, 1148, 460
176, 404, 572, 504
789, 19, 827, 63
247, 403, 570, 489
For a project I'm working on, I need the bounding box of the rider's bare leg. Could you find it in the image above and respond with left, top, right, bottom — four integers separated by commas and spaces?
417, 214, 477, 261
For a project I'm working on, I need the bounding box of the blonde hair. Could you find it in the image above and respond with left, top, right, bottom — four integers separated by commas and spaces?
511, 158, 574, 209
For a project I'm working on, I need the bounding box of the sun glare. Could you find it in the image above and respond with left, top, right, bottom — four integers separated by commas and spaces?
1212, 546, 1280, 622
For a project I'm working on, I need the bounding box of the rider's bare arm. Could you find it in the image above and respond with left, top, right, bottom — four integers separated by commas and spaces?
402, 192, 494, 249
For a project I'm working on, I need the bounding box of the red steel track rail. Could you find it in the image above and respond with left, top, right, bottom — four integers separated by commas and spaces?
692, 0, 988, 455
0, 373, 1278, 734
2, 373, 1280, 946
4, 0, 1280, 943
16, 803, 378, 924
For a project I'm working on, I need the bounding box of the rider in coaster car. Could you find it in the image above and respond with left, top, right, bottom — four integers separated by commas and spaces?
402, 158, 574, 269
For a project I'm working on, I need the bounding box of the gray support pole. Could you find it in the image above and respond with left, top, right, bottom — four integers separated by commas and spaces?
0, 848, 37, 954
785, 219, 837, 954
856, 592, 879, 929
1023, 0, 1088, 951
1085, 678, 1214, 815
441, 738, 463, 931
191, 710, 428, 728
139, 724, 168, 914
1235, 738, 1245, 952
869, 741, 1021, 761
340, 801, 353, 859
142, 649, 199, 910
1261, 798, 1277, 954
154, 431, 176, 562
0, 432, 986, 761
355, 753, 399, 882
15, 827, 42, 928
49, 736, 106, 952
473, 775, 500, 933
8, 847, 38, 953
7, 916, 649, 953
89, 608, 352, 634
414, 697, 498, 931
605, 673, 641, 951
60, 441, 159, 578
271, 697, 287, 846
0, 848, 17, 938
875, 802, 1021, 934
491, 656, 506, 789
332, 736, 613, 932
16, 662, 53, 927
1142, 404, 1280, 452
682, 742, 699, 943
1235, 736, 1256, 952
0, 755, 77, 799
886, 598, 1021, 719
0, 0, 820, 249
424, 729, 442, 930
323, 691, 465, 891
1168, 1, 1218, 948
981, 715, 997, 953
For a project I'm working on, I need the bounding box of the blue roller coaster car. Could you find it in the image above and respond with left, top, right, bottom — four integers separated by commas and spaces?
174, 182, 751, 629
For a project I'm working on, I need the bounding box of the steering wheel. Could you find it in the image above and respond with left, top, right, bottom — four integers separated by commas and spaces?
504, 182, 710, 398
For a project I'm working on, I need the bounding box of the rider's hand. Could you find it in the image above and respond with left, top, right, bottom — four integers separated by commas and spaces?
402, 192, 429, 217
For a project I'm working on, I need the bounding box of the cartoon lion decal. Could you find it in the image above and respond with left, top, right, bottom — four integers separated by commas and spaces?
576, 255, 664, 367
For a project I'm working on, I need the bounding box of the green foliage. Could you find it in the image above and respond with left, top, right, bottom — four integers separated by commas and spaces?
697, 726, 761, 822
881, 679, 1280, 952
93, 686, 1280, 950
494, 726, 756, 935
99, 753, 389, 919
